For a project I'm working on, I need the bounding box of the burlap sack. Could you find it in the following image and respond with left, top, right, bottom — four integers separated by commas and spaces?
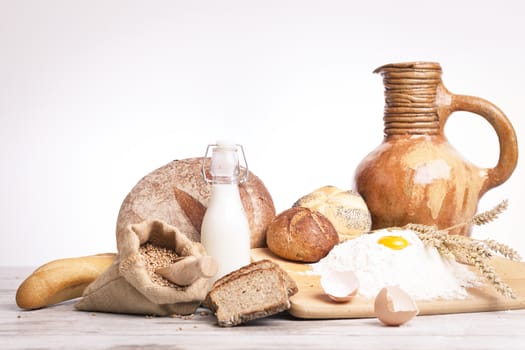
75, 219, 211, 316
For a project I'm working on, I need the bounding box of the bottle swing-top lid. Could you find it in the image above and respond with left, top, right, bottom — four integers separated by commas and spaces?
202, 141, 249, 184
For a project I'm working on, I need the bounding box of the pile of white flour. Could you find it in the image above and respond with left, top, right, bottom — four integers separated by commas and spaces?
309, 229, 480, 300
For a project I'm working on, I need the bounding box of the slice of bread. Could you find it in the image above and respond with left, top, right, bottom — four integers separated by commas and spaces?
210, 259, 298, 296
205, 259, 298, 327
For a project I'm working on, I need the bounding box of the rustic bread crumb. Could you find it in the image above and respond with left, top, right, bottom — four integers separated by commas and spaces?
206, 259, 298, 327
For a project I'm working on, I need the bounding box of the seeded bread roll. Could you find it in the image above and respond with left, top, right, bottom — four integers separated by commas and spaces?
266, 207, 339, 263
293, 185, 372, 241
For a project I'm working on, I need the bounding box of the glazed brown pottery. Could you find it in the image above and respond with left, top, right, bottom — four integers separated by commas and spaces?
354, 62, 518, 235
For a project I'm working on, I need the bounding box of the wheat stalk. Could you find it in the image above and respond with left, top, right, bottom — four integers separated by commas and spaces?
445, 199, 509, 232
484, 239, 522, 261
404, 199, 519, 298
469, 199, 508, 226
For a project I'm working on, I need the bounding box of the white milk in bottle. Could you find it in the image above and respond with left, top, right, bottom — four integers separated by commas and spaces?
200, 142, 251, 284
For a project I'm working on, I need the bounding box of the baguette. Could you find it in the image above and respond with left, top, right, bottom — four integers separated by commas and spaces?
16, 253, 116, 310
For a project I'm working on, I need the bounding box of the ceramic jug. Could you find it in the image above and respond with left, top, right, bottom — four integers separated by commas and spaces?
354, 62, 518, 235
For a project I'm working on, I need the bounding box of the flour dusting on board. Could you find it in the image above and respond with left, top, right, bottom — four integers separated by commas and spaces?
309, 229, 480, 300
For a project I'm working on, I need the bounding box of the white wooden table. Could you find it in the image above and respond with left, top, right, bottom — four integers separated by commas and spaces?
2, 266, 525, 350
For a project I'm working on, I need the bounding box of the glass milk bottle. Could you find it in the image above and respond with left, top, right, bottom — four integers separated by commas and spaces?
201, 142, 251, 284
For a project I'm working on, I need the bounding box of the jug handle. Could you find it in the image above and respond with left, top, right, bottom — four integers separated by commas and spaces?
444, 92, 518, 191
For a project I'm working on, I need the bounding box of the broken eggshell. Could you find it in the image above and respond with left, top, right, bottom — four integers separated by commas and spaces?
320, 268, 359, 303
374, 285, 419, 326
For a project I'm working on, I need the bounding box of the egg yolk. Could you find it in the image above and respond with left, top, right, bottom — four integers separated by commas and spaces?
377, 235, 410, 250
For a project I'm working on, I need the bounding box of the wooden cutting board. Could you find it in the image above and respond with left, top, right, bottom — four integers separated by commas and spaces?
251, 248, 525, 319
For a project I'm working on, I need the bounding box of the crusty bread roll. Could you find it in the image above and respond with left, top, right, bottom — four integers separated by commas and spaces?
16, 253, 116, 310
266, 207, 339, 263
293, 185, 372, 240
117, 158, 275, 249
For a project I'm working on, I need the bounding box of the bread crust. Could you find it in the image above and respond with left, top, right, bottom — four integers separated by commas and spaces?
293, 185, 372, 240
209, 259, 298, 296
266, 207, 339, 263
116, 158, 275, 249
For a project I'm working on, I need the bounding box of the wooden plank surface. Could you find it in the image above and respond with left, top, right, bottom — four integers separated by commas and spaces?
250, 248, 525, 319
3, 266, 525, 350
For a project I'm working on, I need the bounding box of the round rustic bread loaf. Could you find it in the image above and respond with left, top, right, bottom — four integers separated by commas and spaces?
116, 157, 276, 249
266, 207, 339, 263
293, 185, 372, 241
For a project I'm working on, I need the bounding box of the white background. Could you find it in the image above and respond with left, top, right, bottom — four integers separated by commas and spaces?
1, 0, 524, 266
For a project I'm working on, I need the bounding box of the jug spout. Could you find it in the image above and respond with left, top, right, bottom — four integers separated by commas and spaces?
374, 61, 443, 136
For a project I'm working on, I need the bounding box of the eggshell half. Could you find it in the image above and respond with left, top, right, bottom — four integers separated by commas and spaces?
320, 269, 359, 303
374, 286, 419, 326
